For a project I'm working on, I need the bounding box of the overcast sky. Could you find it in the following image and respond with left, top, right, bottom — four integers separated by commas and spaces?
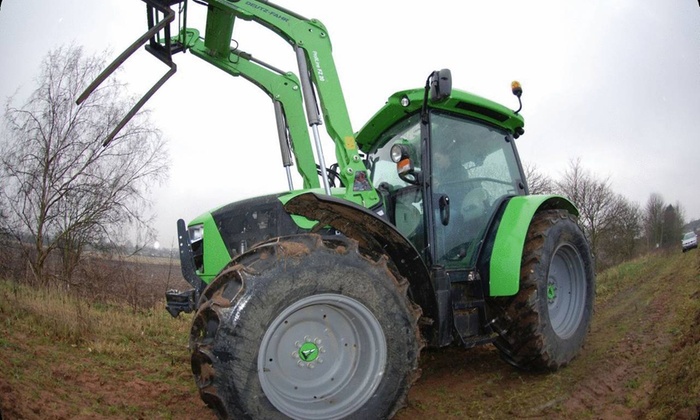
1, 0, 699, 248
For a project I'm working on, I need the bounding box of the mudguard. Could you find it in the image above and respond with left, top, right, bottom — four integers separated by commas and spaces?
283, 192, 439, 335
489, 195, 579, 296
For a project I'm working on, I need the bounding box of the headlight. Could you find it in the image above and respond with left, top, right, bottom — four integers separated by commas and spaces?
390, 144, 408, 163
188, 224, 204, 243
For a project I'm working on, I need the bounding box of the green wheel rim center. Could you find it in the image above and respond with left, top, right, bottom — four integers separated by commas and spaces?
547, 283, 557, 302
299, 342, 319, 362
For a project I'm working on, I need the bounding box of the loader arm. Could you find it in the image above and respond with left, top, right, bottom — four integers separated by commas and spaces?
179, 28, 320, 189
79, 0, 379, 206
197, 0, 379, 207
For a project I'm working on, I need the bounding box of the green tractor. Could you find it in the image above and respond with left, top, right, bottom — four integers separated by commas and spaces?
82, 0, 595, 418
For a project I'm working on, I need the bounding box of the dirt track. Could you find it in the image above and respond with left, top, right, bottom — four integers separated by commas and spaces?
397, 250, 700, 419
1, 250, 698, 419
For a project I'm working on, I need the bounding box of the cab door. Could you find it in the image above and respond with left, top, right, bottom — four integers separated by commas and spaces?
428, 112, 525, 269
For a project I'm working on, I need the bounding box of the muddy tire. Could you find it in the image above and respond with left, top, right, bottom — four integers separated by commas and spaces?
491, 209, 595, 371
189, 234, 422, 419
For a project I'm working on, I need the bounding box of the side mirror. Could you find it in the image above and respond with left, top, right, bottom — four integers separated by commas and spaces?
430, 69, 452, 102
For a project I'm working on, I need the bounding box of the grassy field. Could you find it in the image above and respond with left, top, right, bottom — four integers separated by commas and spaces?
0, 282, 212, 419
1, 249, 698, 419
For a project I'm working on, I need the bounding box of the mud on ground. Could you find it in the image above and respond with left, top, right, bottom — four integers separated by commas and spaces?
1, 250, 698, 419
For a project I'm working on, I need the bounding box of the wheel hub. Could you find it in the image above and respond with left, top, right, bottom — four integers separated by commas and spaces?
258, 294, 387, 420
547, 282, 557, 303
296, 339, 322, 365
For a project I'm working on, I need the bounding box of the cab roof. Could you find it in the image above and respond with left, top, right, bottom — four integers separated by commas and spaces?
355, 88, 525, 152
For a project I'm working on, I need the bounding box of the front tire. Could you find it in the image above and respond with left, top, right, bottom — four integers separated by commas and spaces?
492, 209, 595, 370
189, 234, 422, 419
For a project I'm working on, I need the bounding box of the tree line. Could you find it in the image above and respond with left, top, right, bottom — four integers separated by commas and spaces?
526, 159, 688, 270
0, 46, 690, 288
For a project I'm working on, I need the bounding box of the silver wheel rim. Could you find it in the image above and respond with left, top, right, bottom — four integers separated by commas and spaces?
258, 294, 387, 420
547, 243, 587, 339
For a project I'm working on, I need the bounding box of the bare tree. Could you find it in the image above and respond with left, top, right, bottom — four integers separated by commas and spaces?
555, 159, 606, 254
523, 163, 554, 195
0, 45, 169, 284
642, 194, 688, 251
554, 159, 641, 268
661, 204, 683, 249
597, 196, 641, 267
644, 193, 666, 250
673, 201, 687, 231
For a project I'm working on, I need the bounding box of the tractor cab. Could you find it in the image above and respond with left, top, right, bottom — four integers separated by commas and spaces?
363, 86, 528, 272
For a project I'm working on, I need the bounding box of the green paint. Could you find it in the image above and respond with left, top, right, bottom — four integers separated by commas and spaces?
188, 212, 230, 284
174, 0, 580, 304
184, 28, 320, 190
489, 195, 578, 297
186, 0, 381, 207
547, 283, 557, 301
355, 88, 525, 152
299, 342, 319, 362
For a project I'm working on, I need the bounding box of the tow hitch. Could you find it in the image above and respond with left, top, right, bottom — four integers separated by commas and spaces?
165, 288, 197, 317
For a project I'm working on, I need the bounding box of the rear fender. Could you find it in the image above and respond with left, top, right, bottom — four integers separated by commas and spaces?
283, 192, 439, 336
488, 195, 579, 296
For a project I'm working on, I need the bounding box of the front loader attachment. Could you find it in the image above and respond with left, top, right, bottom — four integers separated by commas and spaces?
76, 0, 187, 146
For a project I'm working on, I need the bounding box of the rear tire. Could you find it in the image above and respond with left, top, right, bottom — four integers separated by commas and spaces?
491, 209, 595, 370
189, 234, 422, 419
